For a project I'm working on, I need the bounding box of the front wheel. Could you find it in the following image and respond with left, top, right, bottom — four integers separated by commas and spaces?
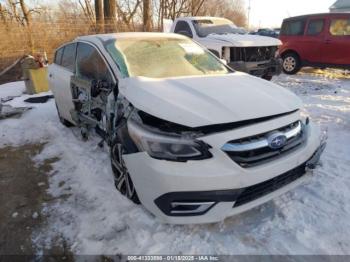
282, 53, 301, 75
110, 140, 140, 204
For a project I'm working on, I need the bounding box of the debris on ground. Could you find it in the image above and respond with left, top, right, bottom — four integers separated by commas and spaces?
1, 95, 20, 103
0, 104, 32, 119
24, 95, 54, 104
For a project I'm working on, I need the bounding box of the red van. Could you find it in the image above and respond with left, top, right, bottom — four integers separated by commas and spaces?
279, 13, 350, 74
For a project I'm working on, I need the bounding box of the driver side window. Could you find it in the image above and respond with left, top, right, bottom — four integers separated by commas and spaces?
174, 21, 193, 38
76, 42, 113, 83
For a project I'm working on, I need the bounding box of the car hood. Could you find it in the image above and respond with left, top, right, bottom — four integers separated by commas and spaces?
206, 33, 282, 47
119, 72, 301, 128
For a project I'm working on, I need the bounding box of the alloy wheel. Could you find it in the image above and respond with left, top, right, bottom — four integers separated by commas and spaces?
111, 143, 136, 199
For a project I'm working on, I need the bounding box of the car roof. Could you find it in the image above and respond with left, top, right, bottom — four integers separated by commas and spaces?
283, 12, 349, 22
75, 32, 187, 44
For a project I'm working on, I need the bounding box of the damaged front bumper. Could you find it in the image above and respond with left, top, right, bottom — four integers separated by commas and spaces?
228, 58, 283, 78
123, 119, 325, 224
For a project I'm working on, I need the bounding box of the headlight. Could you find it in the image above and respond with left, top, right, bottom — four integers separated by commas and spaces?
127, 119, 212, 161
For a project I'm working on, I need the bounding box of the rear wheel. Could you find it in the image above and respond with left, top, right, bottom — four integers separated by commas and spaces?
110, 140, 140, 204
282, 52, 301, 75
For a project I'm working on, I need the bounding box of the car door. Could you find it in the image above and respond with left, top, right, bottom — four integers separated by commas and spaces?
321, 15, 350, 65
49, 43, 77, 123
300, 17, 326, 63
75, 42, 114, 129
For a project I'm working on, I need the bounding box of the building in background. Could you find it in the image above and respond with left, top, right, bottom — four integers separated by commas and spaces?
330, 0, 350, 12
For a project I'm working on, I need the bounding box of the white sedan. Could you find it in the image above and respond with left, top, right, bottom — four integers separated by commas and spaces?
49, 33, 326, 224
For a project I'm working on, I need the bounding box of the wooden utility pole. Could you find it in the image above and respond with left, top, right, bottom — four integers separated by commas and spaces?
95, 0, 104, 33
104, 0, 117, 33
143, 0, 152, 31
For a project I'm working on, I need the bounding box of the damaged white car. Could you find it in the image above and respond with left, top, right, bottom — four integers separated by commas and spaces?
49, 33, 326, 224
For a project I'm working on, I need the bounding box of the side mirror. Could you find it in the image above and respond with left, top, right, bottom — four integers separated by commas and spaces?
177, 30, 193, 38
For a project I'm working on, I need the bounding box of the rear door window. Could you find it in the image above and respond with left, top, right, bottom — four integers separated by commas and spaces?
306, 19, 325, 35
76, 42, 113, 83
281, 19, 306, 36
330, 19, 350, 36
54, 47, 64, 65
61, 43, 77, 72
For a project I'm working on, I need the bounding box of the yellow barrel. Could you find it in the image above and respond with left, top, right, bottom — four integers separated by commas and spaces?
26, 67, 49, 94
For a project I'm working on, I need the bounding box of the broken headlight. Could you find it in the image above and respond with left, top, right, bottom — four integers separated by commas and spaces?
127, 119, 212, 161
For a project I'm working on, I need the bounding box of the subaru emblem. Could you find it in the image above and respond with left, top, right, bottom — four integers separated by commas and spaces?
267, 132, 287, 150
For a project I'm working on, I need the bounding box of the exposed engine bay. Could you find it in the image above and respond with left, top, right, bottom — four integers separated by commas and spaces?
69, 75, 206, 155
229, 46, 278, 62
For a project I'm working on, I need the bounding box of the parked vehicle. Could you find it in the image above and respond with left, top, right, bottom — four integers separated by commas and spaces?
250, 28, 280, 38
49, 33, 326, 224
170, 17, 283, 80
280, 13, 350, 74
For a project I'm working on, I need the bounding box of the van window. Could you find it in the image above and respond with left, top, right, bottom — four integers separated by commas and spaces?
281, 20, 305, 36
174, 21, 193, 38
330, 19, 350, 36
307, 19, 324, 35
54, 47, 64, 65
76, 42, 112, 83
61, 43, 76, 71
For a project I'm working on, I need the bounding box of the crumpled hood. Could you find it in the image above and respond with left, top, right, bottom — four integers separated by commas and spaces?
119, 72, 301, 128
206, 33, 282, 47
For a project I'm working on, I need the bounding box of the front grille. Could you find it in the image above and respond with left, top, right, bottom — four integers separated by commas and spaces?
223, 121, 306, 168
233, 162, 307, 207
230, 46, 277, 62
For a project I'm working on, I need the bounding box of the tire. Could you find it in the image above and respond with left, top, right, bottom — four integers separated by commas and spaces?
262, 75, 273, 81
282, 52, 301, 75
55, 102, 73, 127
110, 139, 140, 204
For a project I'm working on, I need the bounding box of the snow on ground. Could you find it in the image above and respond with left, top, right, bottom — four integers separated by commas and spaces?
0, 73, 350, 255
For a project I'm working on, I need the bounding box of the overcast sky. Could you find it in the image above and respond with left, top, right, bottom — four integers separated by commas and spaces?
247, 0, 336, 28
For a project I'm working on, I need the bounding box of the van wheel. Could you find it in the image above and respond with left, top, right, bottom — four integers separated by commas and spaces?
282, 53, 301, 75
110, 140, 140, 204
55, 102, 73, 127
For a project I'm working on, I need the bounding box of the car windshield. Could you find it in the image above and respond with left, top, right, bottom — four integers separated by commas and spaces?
104, 37, 230, 78
192, 18, 241, 37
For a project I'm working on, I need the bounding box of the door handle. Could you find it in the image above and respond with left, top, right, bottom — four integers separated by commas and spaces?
325, 39, 332, 44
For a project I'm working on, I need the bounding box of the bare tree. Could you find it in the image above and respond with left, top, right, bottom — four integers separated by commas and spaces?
191, 0, 204, 16
143, 0, 152, 31
95, 0, 104, 32
116, 0, 142, 31
104, 0, 117, 32
79, 0, 95, 26
19, 0, 31, 26
0, 3, 7, 24
198, 0, 247, 27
